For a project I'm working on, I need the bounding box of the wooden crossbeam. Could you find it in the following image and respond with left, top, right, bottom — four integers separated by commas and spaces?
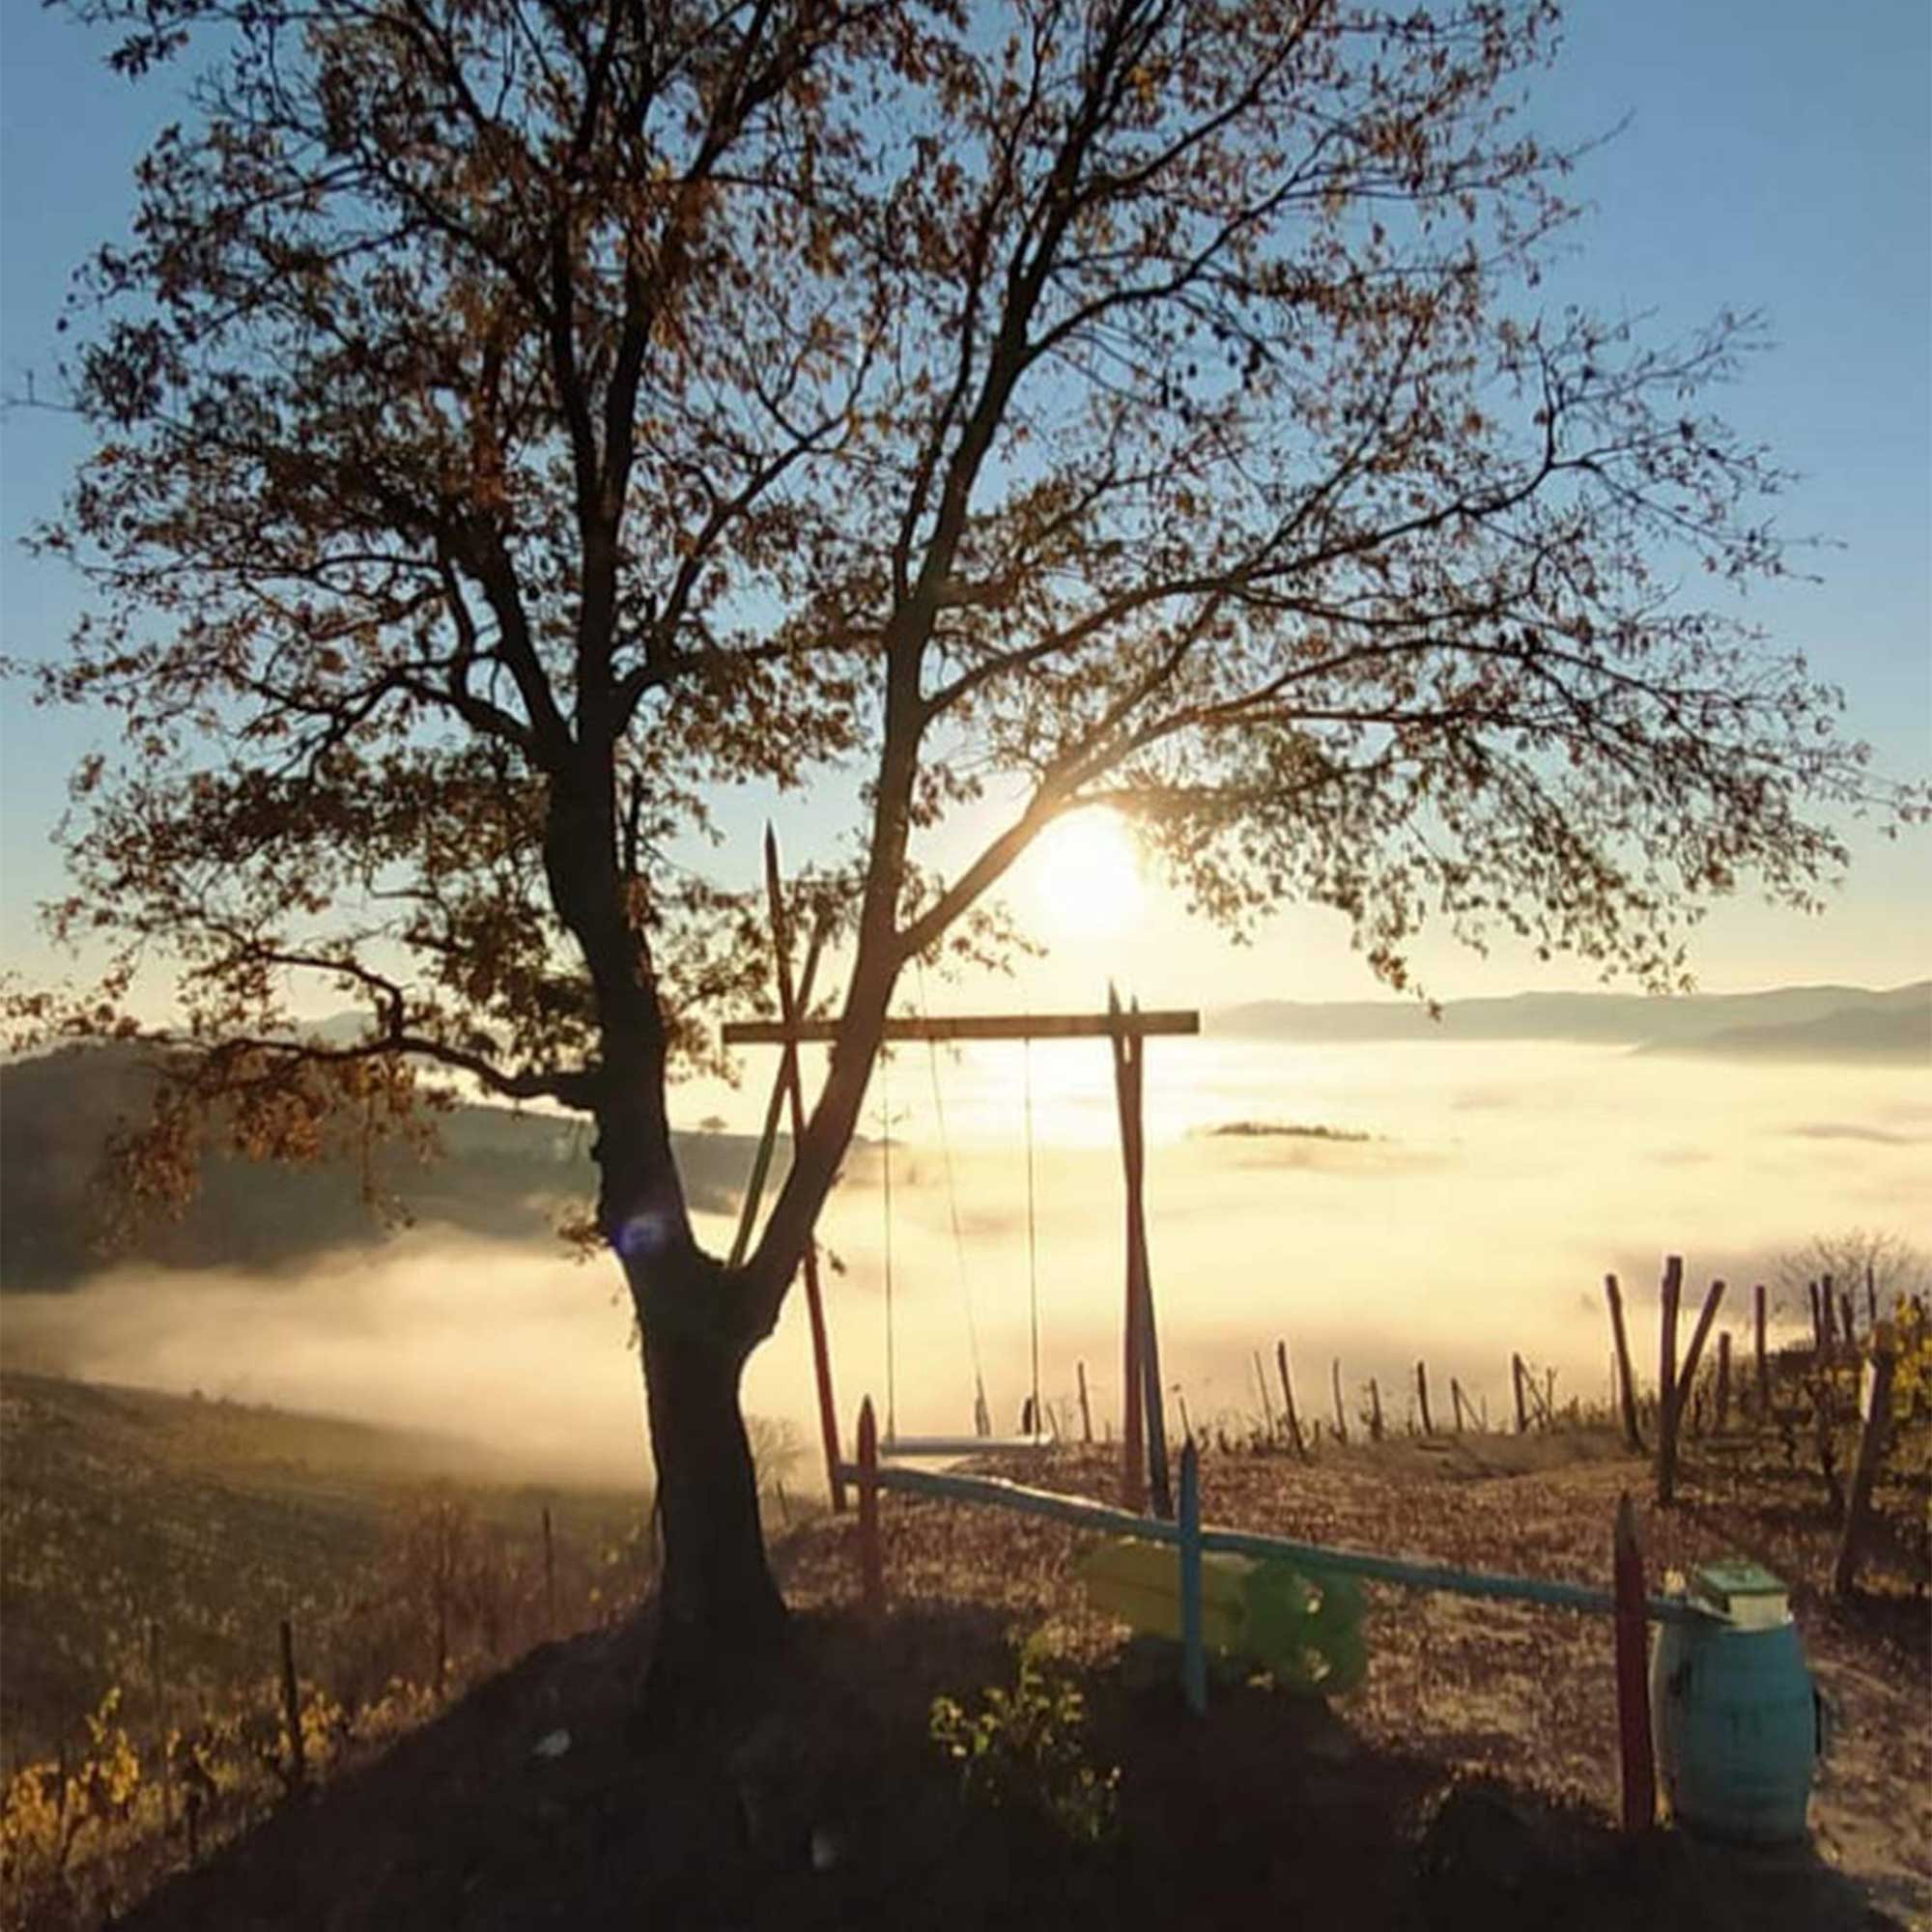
723, 1009, 1199, 1045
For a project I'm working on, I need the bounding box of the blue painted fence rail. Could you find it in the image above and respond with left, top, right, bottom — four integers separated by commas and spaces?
836, 1458, 1700, 1626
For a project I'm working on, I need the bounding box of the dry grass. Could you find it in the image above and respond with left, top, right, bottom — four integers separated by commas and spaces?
780, 1419, 1930, 1923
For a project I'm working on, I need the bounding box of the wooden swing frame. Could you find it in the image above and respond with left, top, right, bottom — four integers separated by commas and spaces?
723, 834, 1197, 1519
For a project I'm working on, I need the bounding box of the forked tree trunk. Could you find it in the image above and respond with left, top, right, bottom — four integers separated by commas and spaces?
628, 1245, 787, 1709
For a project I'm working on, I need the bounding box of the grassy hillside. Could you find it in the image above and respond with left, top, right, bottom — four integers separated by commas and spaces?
0, 1372, 652, 1770
0, 1040, 789, 1291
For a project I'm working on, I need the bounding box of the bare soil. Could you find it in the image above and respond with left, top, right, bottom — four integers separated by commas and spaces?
112, 1428, 1928, 1932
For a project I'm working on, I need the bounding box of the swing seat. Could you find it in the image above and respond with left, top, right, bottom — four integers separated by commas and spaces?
880, 1433, 1054, 1458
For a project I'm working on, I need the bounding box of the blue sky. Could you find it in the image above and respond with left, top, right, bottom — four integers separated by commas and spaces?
2, 0, 1926, 1010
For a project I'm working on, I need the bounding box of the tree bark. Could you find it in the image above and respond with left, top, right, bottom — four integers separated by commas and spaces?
631, 1243, 787, 1713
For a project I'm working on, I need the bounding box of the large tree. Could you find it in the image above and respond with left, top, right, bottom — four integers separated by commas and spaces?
13, 0, 1919, 1690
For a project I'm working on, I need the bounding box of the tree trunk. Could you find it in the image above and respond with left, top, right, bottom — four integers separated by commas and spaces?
630, 1249, 788, 1718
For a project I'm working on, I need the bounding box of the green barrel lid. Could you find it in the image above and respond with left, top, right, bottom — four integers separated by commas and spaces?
1691, 1559, 1790, 1625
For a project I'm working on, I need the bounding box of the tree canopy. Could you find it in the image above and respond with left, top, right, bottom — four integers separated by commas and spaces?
12, 0, 1922, 1669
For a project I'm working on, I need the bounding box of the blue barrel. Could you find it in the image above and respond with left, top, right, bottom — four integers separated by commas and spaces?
1650, 1612, 1818, 1843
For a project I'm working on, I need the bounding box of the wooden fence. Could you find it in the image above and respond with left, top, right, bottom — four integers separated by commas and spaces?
846, 1395, 1688, 1833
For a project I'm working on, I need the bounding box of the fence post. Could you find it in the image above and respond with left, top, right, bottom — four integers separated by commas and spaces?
1415, 1360, 1434, 1436
1331, 1358, 1349, 1444
1865, 1263, 1879, 1332
1612, 1493, 1656, 1833
1512, 1352, 1529, 1435
1276, 1341, 1307, 1461
1715, 1332, 1731, 1432
1605, 1274, 1645, 1451
857, 1397, 883, 1615
1077, 1360, 1094, 1445
1833, 1327, 1898, 1598
1656, 1258, 1683, 1504
278, 1617, 307, 1799
1821, 1272, 1838, 1352
1754, 1284, 1770, 1419
1179, 1439, 1207, 1718
1368, 1377, 1384, 1442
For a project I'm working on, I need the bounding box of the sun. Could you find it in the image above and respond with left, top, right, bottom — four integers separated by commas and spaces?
1024, 810, 1146, 942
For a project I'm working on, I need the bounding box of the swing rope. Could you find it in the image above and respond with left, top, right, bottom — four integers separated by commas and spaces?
917, 958, 991, 1435
881, 1048, 895, 1443
1023, 1036, 1042, 1438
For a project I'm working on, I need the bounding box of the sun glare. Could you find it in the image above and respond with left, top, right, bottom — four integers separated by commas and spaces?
1026, 810, 1146, 942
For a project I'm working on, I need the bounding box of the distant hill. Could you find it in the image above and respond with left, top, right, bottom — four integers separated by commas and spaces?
1633, 991, 1930, 1065
0, 1041, 778, 1293
1211, 981, 1930, 1062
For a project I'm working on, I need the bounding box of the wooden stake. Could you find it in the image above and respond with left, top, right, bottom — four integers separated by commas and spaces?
728, 918, 827, 1270
1612, 1493, 1657, 1833
1368, 1377, 1384, 1443
1179, 1439, 1207, 1718
1111, 990, 1169, 1517
1128, 1001, 1171, 1518
1331, 1358, 1349, 1444
1122, 1258, 1146, 1511
1754, 1283, 1769, 1420
1656, 1257, 1683, 1505
1077, 1359, 1094, 1444
1660, 1274, 1722, 1503
1449, 1377, 1468, 1435
765, 828, 845, 1515
1833, 1326, 1898, 1598
278, 1618, 306, 1799
1276, 1341, 1307, 1461
1840, 1290, 1857, 1351
1605, 1274, 1645, 1451
1865, 1263, 1879, 1331
1512, 1352, 1529, 1435
1112, 1001, 1147, 1514
1821, 1272, 1838, 1351
1415, 1360, 1434, 1436
857, 1397, 883, 1615
1807, 1280, 1823, 1352
1716, 1332, 1731, 1432
1676, 1280, 1725, 1408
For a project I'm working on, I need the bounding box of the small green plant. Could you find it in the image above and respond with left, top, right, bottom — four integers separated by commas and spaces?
928, 1640, 1120, 1845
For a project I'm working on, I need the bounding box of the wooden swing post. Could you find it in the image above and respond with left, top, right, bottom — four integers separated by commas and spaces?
722, 982, 1197, 1483
763, 829, 846, 1515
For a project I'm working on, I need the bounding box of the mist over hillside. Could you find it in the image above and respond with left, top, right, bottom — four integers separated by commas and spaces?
0, 1041, 781, 1293
6, 983, 1921, 1293
1212, 980, 1929, 1059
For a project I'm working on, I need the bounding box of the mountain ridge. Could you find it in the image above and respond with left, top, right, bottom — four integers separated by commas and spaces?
1209, 980, 1929, 1057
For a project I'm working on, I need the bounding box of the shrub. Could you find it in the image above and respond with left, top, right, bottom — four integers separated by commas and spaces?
929, 1640, 1120, 1846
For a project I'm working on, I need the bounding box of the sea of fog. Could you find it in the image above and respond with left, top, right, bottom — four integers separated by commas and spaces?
7, 1038, 1926, 1488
